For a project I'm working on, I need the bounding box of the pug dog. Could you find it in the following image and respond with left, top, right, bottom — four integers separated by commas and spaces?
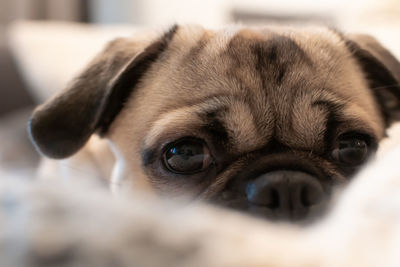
28, 24, 400, 221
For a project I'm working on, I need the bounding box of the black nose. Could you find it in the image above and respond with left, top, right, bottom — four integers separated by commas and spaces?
246, 171, 325, 221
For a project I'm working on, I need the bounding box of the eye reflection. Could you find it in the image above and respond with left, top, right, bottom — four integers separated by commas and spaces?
332, 135, 369, 166
164, 139, 212, 174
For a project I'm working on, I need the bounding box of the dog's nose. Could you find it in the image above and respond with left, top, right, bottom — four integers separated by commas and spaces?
246, 170, 325, 221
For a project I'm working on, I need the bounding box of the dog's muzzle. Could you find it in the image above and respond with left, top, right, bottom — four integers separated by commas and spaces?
246, 170, 325, 221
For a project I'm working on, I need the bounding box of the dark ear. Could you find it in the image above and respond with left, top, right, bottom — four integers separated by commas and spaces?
29, 25, 178, 159
345, 34, 400, 126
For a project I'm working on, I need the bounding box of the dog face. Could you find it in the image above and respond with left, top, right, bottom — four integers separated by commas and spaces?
28, 25, 400, 221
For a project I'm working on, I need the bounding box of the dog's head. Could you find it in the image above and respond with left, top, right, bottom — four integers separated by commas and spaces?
28, 25, 400, 221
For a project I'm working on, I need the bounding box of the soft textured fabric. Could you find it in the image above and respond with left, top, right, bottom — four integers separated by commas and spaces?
0, 143, 400, 267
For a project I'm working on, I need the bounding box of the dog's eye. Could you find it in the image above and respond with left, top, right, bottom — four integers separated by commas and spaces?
331, 136, 368, 166
164, 140, 212, 174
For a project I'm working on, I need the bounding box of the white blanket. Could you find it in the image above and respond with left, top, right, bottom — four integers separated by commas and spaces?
0, 130, 400, 266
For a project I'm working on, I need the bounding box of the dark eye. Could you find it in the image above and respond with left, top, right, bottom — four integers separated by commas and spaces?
331, 135, 369, 166
164, 139, 212, 174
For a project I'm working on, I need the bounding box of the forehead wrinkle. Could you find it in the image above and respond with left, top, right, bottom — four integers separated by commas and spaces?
275, 90, 344, 151
221, 29, 318, 140
309, 98, 382, 151
143, 93, 270, 154
313, 90, 383, 139
144, 95, 235, 148
221, 99, 268, 153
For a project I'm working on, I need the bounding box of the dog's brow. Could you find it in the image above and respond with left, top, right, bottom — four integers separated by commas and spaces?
143, 93, 266, 156
312, 100, 344, 149
143, 97, 229, 148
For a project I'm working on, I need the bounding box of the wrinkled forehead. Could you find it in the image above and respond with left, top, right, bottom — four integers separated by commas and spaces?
165, 25, 315, 85
153, 25, 367, 104
130, 25, 384, 153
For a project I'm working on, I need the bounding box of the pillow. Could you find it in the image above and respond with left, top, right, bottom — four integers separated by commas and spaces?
7, 20, 143, 102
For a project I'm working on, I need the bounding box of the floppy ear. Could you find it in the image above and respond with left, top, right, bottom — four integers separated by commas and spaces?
29, 25, 178, 159
345, 34, 400, 126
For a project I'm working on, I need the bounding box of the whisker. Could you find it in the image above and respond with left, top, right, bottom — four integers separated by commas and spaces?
370, 84, 400, 90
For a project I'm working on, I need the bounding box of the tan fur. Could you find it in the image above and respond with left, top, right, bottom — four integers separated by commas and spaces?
31, 25, 400, 215
106, 25, 385, 195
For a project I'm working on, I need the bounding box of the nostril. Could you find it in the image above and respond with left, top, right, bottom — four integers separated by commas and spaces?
246, 183, 281, 208
300, 185, 323, 207
245, 171, 326, 221
269, 188, 280, 209
300, 186, 311, 207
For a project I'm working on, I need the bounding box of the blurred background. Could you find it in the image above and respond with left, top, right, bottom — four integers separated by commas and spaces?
0, 0, 399, 178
